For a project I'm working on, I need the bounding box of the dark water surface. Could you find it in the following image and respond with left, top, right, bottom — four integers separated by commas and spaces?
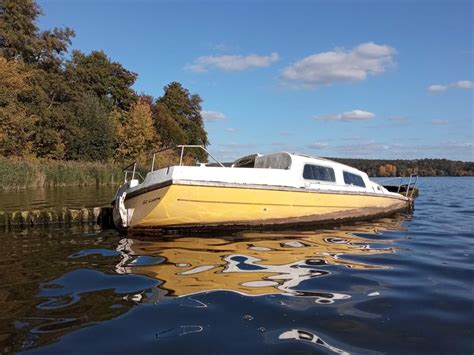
0, 185, 117, 212
0, 177, 473, 354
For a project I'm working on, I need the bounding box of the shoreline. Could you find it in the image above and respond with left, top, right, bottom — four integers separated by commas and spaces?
0, 157, 122, 190
0, 156, 472, 190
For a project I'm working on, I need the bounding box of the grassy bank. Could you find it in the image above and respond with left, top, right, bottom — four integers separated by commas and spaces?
0, 158, 123, 190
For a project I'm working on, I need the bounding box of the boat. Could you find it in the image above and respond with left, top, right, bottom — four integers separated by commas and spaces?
113, 145, 418, 231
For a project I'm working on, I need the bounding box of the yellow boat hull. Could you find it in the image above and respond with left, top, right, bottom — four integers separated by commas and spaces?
124, 182, 410, 230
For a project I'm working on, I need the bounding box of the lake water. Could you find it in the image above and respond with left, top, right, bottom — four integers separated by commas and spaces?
0, 177, 473, 354
0, 185, 117, 212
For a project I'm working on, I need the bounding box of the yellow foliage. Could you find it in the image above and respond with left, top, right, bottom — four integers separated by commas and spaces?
378, 164, 397, 177
114, 101, 160, 162
0, 57, 37, 157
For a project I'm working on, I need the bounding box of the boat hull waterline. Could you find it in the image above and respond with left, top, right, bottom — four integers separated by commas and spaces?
123, 181, 411, 231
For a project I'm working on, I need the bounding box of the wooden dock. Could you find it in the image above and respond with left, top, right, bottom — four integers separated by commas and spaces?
0, 207, 115, 230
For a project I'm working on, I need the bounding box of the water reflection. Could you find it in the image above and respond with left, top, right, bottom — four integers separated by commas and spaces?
0, 227, 129, 353
279, 329, 349, 354
2, 178, 473, 354
0, 216, 409, 353
116, 217, 406, 302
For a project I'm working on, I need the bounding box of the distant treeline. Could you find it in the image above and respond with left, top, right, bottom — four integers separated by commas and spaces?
0, 0, 208, 165
330, 158, 474, 177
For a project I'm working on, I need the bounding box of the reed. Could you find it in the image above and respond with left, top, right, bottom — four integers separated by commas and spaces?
0, 157, 123, 190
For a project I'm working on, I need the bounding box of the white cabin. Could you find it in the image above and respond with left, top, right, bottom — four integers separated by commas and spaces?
128, 152, 398, 197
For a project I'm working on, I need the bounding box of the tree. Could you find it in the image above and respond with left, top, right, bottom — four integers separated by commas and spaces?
0, 0, 74, 159
0, 57, 36, 156
0, 0, 74, 66
156, 82, 209, 161
153, 102, 187, 146
64, 94, 115, 161
0, 1, 212, 166
0, 0, 42, 62
65, 50, 137, 110
115, 101, 159, 162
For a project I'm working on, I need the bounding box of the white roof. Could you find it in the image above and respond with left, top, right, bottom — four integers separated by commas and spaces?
130, 151, 405, 199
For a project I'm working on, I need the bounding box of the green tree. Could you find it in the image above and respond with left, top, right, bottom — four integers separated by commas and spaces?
65, 94, 115, 161
157, 82, 209, 161
0, 1, 212, 166
153, 102, 187, 146
0, 0, 42, 62
65, 50, 137, 110
0, 0, 74, 66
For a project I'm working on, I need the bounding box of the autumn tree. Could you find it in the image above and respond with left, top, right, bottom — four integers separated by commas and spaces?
115, 101, 159, 162
0, 1, 211, 165
0, 57, 36, 156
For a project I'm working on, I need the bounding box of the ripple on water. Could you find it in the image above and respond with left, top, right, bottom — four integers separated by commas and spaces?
0, 177, 473, 354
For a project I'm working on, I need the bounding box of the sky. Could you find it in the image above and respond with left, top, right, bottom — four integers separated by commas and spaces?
37, 0, 473, 162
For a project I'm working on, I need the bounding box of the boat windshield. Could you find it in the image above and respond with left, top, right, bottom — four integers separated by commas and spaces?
255, 153, 292, 170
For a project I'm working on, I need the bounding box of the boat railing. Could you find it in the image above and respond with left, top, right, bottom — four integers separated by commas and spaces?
149, 145, 225, 172
122, 162, 145, 183
122, 145, 224, 183
378, 174, 419, 198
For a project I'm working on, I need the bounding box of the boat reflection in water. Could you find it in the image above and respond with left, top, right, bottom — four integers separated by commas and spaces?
116, 216, 407, 303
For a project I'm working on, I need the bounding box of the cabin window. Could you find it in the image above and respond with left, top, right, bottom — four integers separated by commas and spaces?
343, 171, 366, 187
303, 164, 336, 182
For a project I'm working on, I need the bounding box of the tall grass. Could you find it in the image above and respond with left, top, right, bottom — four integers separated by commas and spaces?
0, 157, 123, 190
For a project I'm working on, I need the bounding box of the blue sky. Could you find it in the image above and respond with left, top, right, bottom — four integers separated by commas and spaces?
38, 0, 473, 161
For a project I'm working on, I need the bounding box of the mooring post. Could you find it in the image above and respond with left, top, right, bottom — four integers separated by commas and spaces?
0, 207, 117, 230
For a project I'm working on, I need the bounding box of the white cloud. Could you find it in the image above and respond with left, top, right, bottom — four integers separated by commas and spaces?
185, 52, 279, 72
431, 119, 449, 125
428, 84, 448, 92
225, 127, 238, 132
453, 80, 474, 89
428, 80, 473, 92
316, 109, 375, 122
281, 42, 396, 86
307, 142, 329, 149
201, 110, 226, 121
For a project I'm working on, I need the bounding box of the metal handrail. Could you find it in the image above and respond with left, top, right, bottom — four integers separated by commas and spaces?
122, 162, 137, 182
122, 145, 222, 183
377, 177, 404, 192
149, 145, 176, 172
148, 144, 225, 173
377, 176, 403, 184
176, 145, 225, 168
122, 163, 145, 183
377, 174, 419, 197
407, 174, 419, 198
